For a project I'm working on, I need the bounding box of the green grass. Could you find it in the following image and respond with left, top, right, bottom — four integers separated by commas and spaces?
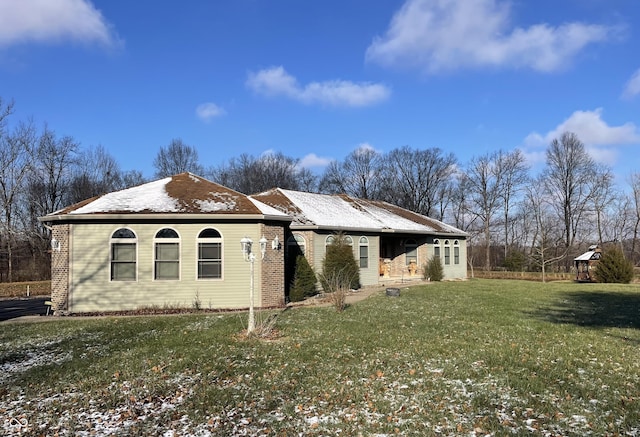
2, 279, 640, 435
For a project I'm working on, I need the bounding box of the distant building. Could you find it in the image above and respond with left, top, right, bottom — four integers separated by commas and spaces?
574, 245, 602, 282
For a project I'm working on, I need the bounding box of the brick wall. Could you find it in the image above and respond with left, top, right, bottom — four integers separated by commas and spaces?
51, 224, 70, 313
260, 223, 286, 307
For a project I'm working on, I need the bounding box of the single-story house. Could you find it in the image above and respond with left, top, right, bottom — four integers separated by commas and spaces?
251, 188, 468, 286
39, 173, 291, 314
40, 173, 468, 314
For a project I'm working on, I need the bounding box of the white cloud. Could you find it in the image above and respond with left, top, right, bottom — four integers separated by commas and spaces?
366, 0, 614, 73
622, 68, 640, 99
298, 153, 332, 169
195, 102, 226, 122
523, 108, 640, 167
0, 0, 121, 49
246, 66, 390, 108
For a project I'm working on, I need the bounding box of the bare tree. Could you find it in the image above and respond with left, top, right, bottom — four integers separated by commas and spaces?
319, 146, 382, 199
0, 119, 37, 281
542, 132, 600, 270
526, 181, 567, 282
153, 138, 204, 178
462, 152, 504, 271
379, 146, 457, 218
497, 149, 530, 260
209, 152, 312, 194
65, 145, 123, 204
629, 173, 640, 265
26, 126, 80, 221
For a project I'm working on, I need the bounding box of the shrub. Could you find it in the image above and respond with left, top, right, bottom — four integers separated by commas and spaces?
289, 255, 317, 302
503, 251, 526, 271
594, 247, 635, 284
423, 256, 444, 282
320, 233, 360, 291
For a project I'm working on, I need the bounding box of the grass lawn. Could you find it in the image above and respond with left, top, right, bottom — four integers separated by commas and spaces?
1, 279, 639, 436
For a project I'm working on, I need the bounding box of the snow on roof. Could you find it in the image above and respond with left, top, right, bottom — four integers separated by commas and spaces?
574, 251, 599, 261
48, 173, 289, 218
251, 188, 467, 235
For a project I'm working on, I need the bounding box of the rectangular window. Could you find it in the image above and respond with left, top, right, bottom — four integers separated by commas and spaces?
444, 246, 450, 265
359, 245, 369, 268
198, 242, 222, 279
155, 242, 179, 280
434, 246, 440, 259
406, 248, 417, 266
111, 243, 136, 281
454, 246, 460, 265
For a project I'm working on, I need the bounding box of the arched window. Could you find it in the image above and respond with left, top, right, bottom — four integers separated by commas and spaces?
444, 240, 451, 265
197, 228, 222, 279
433, 239, 441, 259
110, 228, 137, 281
154, 228, 180, 280
405, 239, 417, 266
344, 236, 353, 246
325, 235, 336, 246
359, 236, 369, 268
454, 240, 460, 265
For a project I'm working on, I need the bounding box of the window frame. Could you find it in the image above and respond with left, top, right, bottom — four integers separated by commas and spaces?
454, 240, 460, 265
197, 228, 223, 280
153, 228, 180, 281
444, 240, 451, 265
405, 238, 418, 266
110, 228, 137, 282
359, 236, 369, 269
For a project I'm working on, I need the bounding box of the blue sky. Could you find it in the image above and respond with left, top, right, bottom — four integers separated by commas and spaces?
1, 0, 639, 184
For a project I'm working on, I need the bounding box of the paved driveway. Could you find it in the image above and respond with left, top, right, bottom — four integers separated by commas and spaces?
0, 297, 49, 322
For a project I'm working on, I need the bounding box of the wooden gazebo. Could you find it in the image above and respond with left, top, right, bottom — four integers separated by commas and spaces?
574, 245, 602, 282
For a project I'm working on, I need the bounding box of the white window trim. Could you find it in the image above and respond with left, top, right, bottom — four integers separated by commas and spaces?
359, 236, 369, 269
110, 227, 138, 282
153, 228, 181, 281
196, 227, 224, 281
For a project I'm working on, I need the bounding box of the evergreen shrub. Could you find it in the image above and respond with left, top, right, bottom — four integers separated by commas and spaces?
289, 255, 317, 302
594, 247, 635, 284
423, 256, 444, 282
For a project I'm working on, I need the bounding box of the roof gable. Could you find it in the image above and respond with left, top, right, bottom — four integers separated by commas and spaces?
48, 173, 288, 218
251, 188, 466, 235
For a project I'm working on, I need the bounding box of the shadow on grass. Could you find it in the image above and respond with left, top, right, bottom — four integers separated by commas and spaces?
530, 290, 640, 330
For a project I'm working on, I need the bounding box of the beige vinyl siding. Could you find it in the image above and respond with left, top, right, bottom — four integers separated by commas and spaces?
358, 235, 379, 286
309, 231, 380, 288
428, 237, 467, 280
69, 222, 264, 313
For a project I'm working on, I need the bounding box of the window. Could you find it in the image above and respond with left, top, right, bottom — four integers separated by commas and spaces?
405, 239, 417, 266
154, 228, 180, 280
325, 235, 336, 246
454, 240, 460, 265
444, 240, 451, 265
359, 237, 369, 268
287, 234, 306, 256
433, 239, 441, 259
344, 236, 353, 246
110, 228, 136, 281
197, 228, 222, 279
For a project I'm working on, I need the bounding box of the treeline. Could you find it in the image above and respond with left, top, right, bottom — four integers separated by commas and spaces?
1, 97, 639, 282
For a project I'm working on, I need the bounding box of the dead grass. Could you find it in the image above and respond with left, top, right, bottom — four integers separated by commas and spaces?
0, 281, 50, 299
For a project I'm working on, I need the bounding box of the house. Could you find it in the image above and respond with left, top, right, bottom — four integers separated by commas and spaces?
574, 245, 602, 282
39, 173, 291, 314
251, 188, 468, 287
40, 174, 468, 315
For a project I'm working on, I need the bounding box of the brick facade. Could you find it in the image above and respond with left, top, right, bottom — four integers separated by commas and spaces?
50, 224, 70, 314
260, 222, 286, 307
